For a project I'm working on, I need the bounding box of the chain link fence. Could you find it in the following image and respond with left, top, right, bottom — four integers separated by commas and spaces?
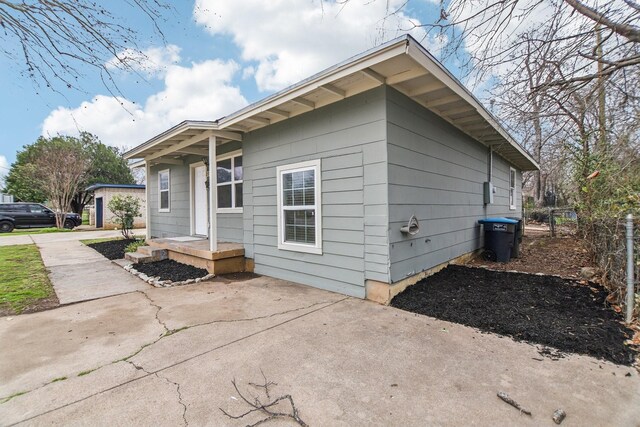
584, 216, 639, 316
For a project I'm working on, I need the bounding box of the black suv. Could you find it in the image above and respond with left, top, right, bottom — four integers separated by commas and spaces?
0, 203, 82, 232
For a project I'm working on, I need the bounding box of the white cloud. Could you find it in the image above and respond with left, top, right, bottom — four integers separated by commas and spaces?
42, 1, 434, 151
106, 44, 182, 77
194, 0, 429, 91
42, 59, 248, 150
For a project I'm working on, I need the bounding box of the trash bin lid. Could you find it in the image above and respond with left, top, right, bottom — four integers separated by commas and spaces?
478, 217, 519, 224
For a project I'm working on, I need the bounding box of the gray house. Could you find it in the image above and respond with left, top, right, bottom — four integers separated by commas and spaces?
124, 35, 538, 303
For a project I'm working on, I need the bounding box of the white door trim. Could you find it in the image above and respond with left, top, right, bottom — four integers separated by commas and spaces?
189, 161, 207, 236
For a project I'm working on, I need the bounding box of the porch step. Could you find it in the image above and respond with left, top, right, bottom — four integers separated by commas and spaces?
145, 238, 249, 274
125, 247, 168, 264
137, 245, 164, 257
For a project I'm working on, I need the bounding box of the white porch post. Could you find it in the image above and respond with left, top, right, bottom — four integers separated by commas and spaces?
208, 136, 217, 251
145, 160, 151, 241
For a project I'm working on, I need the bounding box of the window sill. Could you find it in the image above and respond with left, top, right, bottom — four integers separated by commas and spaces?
509, 206, 516, 211
278, 242, 322, 255
158, 208, 170, 213
217, 208, 243, 214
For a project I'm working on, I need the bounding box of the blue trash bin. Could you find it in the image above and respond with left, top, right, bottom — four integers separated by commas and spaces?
478, 217, 518, 262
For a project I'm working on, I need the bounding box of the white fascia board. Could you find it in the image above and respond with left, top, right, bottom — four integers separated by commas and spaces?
124, 120, 219, 160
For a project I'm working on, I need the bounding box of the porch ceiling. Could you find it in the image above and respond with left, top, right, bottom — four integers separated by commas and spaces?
124, 121, 242, 165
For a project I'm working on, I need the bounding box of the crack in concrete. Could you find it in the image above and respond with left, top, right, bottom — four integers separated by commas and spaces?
136, 290, 169, 335
122, 357, 188, 424
0, 296, 345, 407
122, 358, 189, 426
178, 299, 336, 330
5, 297, 348, 426
156, 372, 189, 426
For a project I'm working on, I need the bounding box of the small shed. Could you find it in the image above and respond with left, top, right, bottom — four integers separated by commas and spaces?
86, 184, 146, 229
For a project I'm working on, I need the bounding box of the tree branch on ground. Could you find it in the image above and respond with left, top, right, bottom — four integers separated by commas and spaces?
220, 375, 308, 427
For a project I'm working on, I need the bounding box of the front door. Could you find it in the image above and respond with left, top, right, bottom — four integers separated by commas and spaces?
96, 197, 103, 228
193, 165, 208, 236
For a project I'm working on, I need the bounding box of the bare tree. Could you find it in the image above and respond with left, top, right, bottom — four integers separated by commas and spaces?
30, 136, 90, 228
0, 0, 170, 94
422, 0, 640, 93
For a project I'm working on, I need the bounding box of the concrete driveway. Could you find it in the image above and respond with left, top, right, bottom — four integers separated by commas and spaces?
1, 276, 638, 426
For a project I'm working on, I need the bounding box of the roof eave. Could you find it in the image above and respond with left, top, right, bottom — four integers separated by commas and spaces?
123, 120, 218, 160
218, 37, 410, 129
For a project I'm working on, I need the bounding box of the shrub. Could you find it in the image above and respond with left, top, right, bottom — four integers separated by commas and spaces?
107, 194, 142, 239
124, 239, 146, 254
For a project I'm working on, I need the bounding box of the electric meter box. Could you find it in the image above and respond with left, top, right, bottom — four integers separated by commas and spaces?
483, 182, 495, 204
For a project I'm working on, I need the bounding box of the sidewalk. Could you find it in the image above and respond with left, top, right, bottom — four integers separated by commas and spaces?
0, 228, 150, 304
0, 228, 146, 247
42, 241, 149, 304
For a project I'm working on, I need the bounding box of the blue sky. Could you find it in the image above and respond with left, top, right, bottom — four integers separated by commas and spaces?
0, 0, 449, 179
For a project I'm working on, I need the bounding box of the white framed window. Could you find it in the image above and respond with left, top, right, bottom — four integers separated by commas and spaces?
509, 167, 516, 210
276, 159, 322, 254
216, 150, 243, 213
158, 169, 170, 212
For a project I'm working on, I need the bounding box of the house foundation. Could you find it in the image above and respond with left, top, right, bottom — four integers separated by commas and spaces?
365, 250, 482, 305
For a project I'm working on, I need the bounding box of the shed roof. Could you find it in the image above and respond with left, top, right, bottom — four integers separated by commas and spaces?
124, 35, 539, 171
86, 183, 145, 192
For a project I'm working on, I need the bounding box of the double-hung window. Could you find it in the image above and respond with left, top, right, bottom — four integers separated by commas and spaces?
158, 169, 170, 212
216, 151, 243, 212
509, 167, 516, 210
276, 159, 322, 254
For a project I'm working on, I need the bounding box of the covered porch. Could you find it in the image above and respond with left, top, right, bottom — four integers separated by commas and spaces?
124, 121, 250, 274
144, 237, 251, 275
126, 120, 244, 253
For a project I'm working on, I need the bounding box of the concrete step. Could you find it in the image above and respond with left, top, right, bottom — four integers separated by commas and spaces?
137, 245, 165, 257
125, 248, 168, 264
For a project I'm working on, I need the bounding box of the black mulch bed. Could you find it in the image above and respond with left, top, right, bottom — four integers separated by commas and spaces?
134, 259, 208, 282
391, 265, 637, 366
87, 239, 135, 260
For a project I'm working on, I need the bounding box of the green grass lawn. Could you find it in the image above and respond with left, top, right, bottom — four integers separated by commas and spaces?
0, 244, 56, 315
82, 210, 89, 225
81, 233, 145, 246
80, 237, 121, 245
0, 227, 72, 237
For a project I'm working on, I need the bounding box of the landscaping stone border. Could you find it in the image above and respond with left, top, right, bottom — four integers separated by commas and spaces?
123, 263, 214, 288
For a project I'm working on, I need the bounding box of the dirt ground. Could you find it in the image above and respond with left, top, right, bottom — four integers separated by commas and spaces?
467, 223, 593, 279
0, 294, 59, 318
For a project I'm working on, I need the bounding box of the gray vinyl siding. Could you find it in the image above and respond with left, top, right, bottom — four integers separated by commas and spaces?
149, 160, 191, 238
386, 87, 521, 283
217, 213, 243, 243
242, 87, 389, 298
148, 147, 244, 242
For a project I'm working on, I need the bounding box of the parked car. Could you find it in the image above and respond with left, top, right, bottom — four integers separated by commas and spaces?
0, 203, 82, 232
